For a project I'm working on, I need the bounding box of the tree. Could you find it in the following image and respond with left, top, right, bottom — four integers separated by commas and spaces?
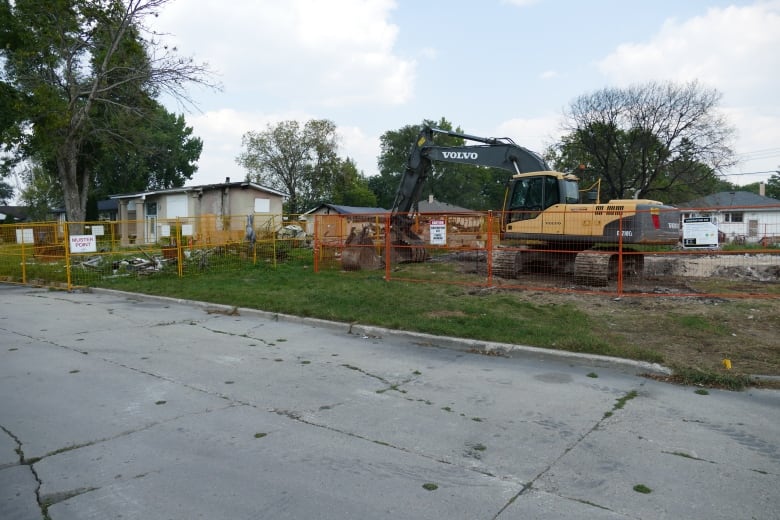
0, 0, 215, 226
89, 101, 203, 201
0, 180, 13, 204
237, 120, 340, 214
547, 81, 736, 204
18, 163, 63, 221
329, 158, 377, 208
374, 117, 512, 210
765, 172, 780, 200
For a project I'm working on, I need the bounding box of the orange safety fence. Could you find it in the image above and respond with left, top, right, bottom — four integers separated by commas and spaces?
314, 207, 780, 298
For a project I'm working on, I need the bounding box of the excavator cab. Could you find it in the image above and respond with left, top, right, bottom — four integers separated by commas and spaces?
504, 173, 579, 223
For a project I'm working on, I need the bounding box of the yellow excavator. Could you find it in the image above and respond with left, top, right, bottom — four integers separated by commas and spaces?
343, 126, 680, 285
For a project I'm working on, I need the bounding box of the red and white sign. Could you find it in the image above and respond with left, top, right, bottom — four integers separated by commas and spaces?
429, 219, 446, 245
69, 235, 97, 253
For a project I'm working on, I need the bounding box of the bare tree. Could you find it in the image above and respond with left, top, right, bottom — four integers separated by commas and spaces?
1, 0, 218, 227
551, 81, 736, 201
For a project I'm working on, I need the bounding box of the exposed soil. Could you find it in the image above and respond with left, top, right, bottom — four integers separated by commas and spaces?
517, 288, 780, 378
454, 253, 780, 379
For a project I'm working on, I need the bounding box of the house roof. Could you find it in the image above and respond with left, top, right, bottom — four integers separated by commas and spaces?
98, 199, 118, 212
303, 204, 388, 215
678, 191, 780, 210
0, 205, 30, 222
417, 199, 473, 213
109, 180, 287, 200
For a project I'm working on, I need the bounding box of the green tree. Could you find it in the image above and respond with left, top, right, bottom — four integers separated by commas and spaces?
548, 81, 736, 204
329, 158, 377, 207
764, 172, 780, 199
0, 0, 214, 226
237, 119, 340, 214
18, 162, 63, 220
89, 102, 203, 200
0, 181, 13, 204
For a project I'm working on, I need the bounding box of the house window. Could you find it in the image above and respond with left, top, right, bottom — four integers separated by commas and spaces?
724, 212, 743, 223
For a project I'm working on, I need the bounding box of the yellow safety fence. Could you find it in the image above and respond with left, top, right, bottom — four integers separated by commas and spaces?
0, 215, 310, 289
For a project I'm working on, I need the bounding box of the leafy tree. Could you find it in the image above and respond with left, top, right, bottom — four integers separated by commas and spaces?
0, 180, 13, 204
89, 101, 203, 201
237, 119, 340, 214
329, 158, 377, 208
547, 81, 736, 204
765, 172, 780, 199
18, 162, 63, 220
0, 0, 214, 227
374, 117, 512, 210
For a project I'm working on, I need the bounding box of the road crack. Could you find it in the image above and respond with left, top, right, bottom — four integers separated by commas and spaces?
491, 388, 642, 519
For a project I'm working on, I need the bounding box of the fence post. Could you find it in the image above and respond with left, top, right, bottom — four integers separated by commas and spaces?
272, 217, 278, 269
384, 213, 391, 281
313, 214, 319, 273
617, 213, 624, 296
64, 224, 72, 290
19, 226, 27, 284
176, 218, 184, 278
486, 211, 493, 286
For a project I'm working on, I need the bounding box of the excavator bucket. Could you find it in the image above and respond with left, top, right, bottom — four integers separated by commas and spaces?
341, 227, 382, 271
388, 229, 429, 264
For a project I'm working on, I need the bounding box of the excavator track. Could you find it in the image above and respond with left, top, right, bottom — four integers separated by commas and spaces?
491, 249, 521, 279
573, 251, 612, 286
574, 249, 645, 286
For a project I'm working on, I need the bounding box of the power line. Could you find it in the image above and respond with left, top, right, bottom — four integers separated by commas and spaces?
722, 170, 778, 176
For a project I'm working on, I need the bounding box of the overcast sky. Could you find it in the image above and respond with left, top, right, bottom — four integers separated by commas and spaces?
150, 0, 780, 191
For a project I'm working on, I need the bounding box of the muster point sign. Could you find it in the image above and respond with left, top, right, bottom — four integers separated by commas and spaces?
70, 235, 97, 253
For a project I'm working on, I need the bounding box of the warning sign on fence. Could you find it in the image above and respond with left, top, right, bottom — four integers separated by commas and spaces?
69, 235, 97, 253
430, 219, 446, 245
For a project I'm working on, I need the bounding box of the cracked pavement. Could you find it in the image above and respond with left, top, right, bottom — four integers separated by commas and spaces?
1, 284, 778, 519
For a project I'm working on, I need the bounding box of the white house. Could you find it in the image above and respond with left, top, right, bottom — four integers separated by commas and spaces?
678, 191, 780, 245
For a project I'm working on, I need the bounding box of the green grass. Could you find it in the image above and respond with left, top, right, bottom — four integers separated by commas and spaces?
670, 365, 754, 391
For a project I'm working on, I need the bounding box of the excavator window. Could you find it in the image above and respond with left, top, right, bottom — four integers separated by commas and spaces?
507, 175, 559, 222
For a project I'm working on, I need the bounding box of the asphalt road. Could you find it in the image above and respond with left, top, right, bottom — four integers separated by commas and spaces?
1, 284, 778, 520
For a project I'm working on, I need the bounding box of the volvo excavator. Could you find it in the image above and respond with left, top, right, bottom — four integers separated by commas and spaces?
342, 126, 680, 285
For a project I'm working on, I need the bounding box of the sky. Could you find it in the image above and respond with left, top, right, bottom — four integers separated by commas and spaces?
149, 0, 780, 192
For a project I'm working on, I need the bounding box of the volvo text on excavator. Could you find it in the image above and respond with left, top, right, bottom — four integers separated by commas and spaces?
342, 126, 680, 285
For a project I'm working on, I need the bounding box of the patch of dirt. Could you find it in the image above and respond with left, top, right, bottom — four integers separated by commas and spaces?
508, 288, 780, 378
456, 253, 780, 377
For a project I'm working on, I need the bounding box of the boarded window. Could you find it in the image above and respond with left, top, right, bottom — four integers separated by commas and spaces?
254, 198, 271, 213
167, 194, 188, 218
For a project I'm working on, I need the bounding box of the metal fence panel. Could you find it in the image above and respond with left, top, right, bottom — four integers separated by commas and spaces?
1, 206, 778, 298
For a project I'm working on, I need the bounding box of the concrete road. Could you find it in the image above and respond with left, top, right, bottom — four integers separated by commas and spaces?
1, 284, 778, 520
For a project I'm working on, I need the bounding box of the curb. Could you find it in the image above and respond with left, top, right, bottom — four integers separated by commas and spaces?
88, 287, 673, 376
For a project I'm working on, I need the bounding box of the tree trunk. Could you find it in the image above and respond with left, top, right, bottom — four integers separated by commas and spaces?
57, 137, 88, 235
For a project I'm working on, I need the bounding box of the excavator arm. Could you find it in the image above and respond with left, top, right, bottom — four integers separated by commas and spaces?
391, 126, 550, 215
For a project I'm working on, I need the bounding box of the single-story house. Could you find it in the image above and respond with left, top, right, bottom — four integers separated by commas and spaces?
678, 191, 780, 245
110, 177, 286, 245
301, 204, 388, 243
